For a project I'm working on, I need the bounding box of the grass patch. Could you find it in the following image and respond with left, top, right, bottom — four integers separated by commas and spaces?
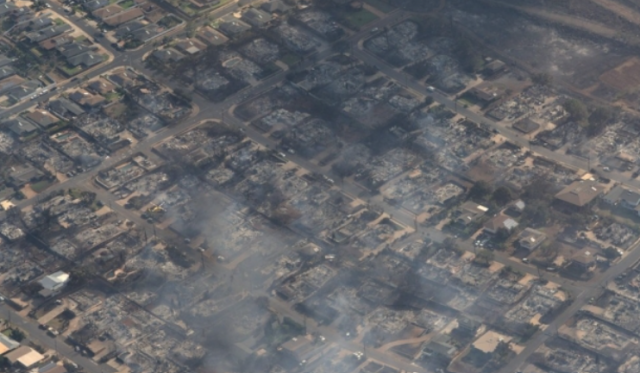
364, 0, 396, 13
75, 35, 86, 42
68, 188, 83, 200
30, 179, 54, 193
340, 9, 378, 30
46, 122, 68, 133
120, 0, 134, 8
59, 65, 82, 77
158, 15, 182, 29
280, 53, 301, 67
29, 47, 42, 58
103, 91, 122, 102
22, 131, 40, 142
53, 18, 65, 26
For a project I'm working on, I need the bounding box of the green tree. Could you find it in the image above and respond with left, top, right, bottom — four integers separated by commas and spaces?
469, 180, 492, 201
495, 227, 512, 242
9, 328, 25, 342
444, 237, 463, 256
563, 98, 588, 125
492, 186, 513, 206
520, 323, 540, 341
603, 247, 621, 260
587, 106, 618, 137
531, 72, 553, 86
475, 249, 494, 265
522, 201, 550, 227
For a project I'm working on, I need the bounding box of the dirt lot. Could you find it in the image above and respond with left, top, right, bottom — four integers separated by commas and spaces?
600, 57, 640, 92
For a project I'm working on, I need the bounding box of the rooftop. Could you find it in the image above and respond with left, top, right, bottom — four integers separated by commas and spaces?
555, 180, 605, 207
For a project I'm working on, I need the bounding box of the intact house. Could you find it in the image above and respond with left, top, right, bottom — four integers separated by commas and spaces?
8, 162, 45, 188
4, 346, 45, 369
69, 90, 106, 109
152, 48, 185, 64
5, 117, 38, 139
242, 8, 272, 28
603, 185, 640, 215
87, 78, 116, 95
197, 26, 228, 46
518, 228, 546, 251
569, 251, 596, 271
554, 179, 605, 212
49, 98, 85, 119
452, 201, 489, 226
38, 271, 70, 297
25, 110, 59, 130
0, 334, 19, 355
484, 214, 518, 234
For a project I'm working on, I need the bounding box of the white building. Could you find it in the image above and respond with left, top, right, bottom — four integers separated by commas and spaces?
38, 271, 70, 297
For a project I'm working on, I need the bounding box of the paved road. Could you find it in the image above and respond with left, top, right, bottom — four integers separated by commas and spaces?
0, 301, 115, 373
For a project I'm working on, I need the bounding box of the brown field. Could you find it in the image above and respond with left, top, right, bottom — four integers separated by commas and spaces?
600, 57, 640, 92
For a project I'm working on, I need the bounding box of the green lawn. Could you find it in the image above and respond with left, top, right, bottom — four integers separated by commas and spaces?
364, 0, 396, 13
104, 92, 122, 102
280, 54, 301, 67
31, 179, 54, 193
29, 47, 42, 58
341, 9, 379, 30
120, 0, 135, 8
53, 18, 65, 26
60, 65, 82, 76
